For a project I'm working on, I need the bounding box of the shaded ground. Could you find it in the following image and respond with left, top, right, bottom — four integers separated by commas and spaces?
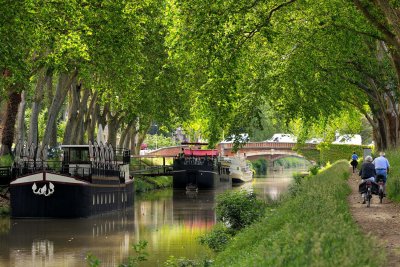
348, 170, 400, 266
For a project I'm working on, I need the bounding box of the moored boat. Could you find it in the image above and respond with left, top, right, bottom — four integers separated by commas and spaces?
9, 141, 133, 218
172, 143, 227, 189
220, 154, 253, 184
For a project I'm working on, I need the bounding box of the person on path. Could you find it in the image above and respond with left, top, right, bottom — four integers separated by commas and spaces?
373, 151, 390, 194
358, 155, 376, 204
351, 151, 359, 173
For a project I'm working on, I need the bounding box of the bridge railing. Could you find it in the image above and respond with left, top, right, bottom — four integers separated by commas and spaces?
220, 142, 316, 149
220, 142, 295, 149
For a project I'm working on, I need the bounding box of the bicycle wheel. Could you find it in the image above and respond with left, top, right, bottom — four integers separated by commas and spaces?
367, 188, 371, 207
379, 186, 384, 204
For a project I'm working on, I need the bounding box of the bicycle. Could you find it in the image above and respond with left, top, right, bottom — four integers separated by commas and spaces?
376, 174, 385, 204
359, 178, 379, 208
364, 180, 373, 207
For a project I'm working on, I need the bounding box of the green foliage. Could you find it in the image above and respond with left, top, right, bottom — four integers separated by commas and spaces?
144, 134, 177, 150
199, 191, 266, 253
251, 158, 267, 175
294, 145, 321, 164
86, 253, 101, 267
309, 165, 321, 176
134, 176, 172, 193
216, 190, 266, 231
0, 154, 13, 167
86, 240, 148, 267
0, 205, 10, 217
213, 161, 385, 266
119, 240, 148, 267
198, 223, 233, 252
384, 151, 400, 201
318, 143, 365, 166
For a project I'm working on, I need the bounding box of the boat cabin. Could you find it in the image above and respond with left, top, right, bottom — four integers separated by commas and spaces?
61, 145, 91, 164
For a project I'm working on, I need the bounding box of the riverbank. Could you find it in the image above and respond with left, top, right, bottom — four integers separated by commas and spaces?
212, 160, 385, 266
135, 175, 172, 192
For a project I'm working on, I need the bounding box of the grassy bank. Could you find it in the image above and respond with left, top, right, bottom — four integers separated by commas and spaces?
384, 150, 400, 202
212, 160, 385, 266
135, 176, 172, 193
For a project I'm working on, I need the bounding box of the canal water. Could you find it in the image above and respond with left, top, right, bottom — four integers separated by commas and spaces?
0, 170, 297, 267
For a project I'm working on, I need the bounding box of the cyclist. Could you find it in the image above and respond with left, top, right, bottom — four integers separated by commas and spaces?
373, 151, 390, 195
359, 155, 376, 204
351, 151, 359, 173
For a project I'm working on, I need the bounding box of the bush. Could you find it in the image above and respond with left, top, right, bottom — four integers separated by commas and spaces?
216, 190, 266, 231
0, 154, 13, 167
0, 205, 10, 216
309, 165, 320, 175
384, 150, 400, 201
198, 223, 233, 252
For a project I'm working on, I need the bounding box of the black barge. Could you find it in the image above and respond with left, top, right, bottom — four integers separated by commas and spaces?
10, 142, 133, 218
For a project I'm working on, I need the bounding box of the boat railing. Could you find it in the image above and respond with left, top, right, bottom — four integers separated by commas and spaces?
11, 160, 92, 183
180, 157, 215, 166
64, 164, 92, 182
12, 158, 129, 184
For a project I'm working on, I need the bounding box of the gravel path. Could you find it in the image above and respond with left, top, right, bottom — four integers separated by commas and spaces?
348, 170, 400, 266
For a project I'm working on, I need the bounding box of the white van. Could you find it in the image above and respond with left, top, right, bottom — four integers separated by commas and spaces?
265, 133, 297, 143
332, 134, 362, 145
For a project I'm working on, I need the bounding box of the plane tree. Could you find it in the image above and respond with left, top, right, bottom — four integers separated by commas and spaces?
164, 0, 400, 150
0, 1, 37, 155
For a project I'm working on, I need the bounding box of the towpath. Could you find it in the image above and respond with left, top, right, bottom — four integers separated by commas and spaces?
348, 170, 400, 266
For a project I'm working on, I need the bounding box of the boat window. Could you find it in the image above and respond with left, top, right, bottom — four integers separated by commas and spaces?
93, 195, 95, 205
113, 194, 115, 203
68, 148, 90, 163
97, 195, 99, 205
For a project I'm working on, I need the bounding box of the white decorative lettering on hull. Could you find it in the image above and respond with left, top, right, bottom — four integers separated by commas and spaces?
32, 182, 55, 196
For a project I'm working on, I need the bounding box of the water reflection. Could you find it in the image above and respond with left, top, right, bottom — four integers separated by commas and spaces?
0, 211, 134, 266
0, 170, 297, 266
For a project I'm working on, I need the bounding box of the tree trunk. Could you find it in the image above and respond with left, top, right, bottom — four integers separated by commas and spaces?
0, 100, 7, 142
63, 78, 79, 145
135, 130, 147, 155
42, 71, 77, 148
124, 127, 132, 149
0, 91, 22, 156
43, 72, 58, 147
14, 91, 26, 147
119, 124, 131, 148
28, 69, 48, 146
106, 117, 119, 148
85, 91, 98, 143
73, 87, 90, 144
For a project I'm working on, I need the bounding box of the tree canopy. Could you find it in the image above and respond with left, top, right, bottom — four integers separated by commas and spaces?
0, 0, 399, 154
